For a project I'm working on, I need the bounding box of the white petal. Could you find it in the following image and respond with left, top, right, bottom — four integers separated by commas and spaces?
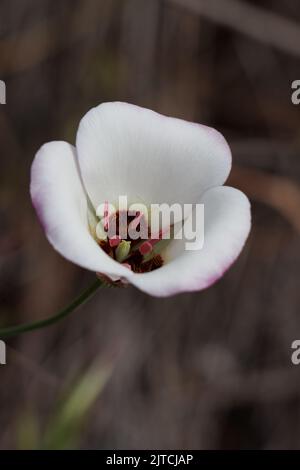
76, 102, 231, 209
126, 186, 251, 297
30, 141, 131, 279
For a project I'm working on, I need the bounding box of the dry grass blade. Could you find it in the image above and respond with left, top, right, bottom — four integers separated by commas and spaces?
169, 0, 300, 57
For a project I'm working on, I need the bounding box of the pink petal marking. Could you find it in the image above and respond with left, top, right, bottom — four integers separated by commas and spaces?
122, 263, 132, 270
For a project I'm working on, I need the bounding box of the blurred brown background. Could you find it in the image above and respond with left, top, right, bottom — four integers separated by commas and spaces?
0, 0, 300, 450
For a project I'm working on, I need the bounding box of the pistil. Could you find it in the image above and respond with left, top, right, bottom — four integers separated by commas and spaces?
93, 205, 167, 274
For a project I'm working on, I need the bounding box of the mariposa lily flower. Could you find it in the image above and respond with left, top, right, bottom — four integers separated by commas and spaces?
30, 102, 251, 297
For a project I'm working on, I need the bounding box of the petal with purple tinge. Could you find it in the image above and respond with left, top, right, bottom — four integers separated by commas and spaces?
30, 141, 132, 280
126, 186, 251, 297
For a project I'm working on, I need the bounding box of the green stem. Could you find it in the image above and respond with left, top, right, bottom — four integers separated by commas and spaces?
0, 278, 103, 340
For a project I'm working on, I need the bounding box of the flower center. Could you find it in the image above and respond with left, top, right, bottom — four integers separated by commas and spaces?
92, 206, 166, 274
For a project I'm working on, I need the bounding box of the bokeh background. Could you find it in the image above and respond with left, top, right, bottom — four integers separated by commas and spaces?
1, 0, 300, 450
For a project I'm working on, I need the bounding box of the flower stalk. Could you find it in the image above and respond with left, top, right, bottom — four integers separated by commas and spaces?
0, 278, 103, 340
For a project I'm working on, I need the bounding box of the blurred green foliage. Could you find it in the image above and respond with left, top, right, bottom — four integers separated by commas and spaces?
16, 365, 111, 450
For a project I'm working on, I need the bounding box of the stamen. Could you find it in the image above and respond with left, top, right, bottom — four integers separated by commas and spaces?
116, 240, 131, 262
103, 200, 109, 231
139, 241, 153, 255
138, 238, 161, 255
109, 235, 121, 248
92, 202, 167, 277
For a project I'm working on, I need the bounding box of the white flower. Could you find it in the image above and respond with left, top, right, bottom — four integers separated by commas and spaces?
30, 102, 251, 297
